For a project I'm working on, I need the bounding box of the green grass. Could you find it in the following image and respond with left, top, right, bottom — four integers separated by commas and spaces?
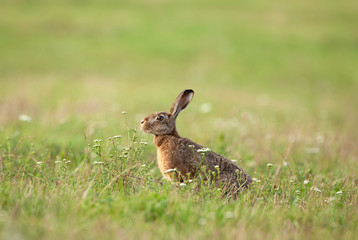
0, 0, 357, 239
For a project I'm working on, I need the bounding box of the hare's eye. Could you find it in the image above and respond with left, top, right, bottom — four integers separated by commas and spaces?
156, 115, 164, 121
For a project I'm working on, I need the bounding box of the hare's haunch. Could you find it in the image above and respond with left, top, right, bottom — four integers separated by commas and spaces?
141, 89, 252, 194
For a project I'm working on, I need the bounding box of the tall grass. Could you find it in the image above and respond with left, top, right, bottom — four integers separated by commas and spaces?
1, 124, 357, 239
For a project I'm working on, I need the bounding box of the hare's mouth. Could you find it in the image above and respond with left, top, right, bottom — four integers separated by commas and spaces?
140, 123, 153, 134
141, 128, 152, 134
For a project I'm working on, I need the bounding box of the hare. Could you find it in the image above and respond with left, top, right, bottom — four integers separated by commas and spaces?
140, 89, 252, 195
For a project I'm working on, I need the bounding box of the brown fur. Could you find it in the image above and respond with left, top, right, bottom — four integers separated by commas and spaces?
141, 90, 252, 195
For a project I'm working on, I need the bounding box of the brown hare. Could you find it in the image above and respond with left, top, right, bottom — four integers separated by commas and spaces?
141, 89, 252, 195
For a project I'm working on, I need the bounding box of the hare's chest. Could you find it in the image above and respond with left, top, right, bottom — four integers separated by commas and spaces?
156, 144, 196, 181
157, 149, 176, 177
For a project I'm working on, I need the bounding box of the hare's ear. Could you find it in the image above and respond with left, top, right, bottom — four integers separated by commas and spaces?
169, 89, 194, 118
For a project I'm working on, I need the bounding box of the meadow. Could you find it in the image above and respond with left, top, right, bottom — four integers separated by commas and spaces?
0, 0, 357, 239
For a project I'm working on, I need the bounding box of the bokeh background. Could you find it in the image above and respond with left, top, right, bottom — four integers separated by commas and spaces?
1, 0, 357, 163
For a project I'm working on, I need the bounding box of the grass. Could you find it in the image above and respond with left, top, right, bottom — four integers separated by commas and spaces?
0, 0, 357, 239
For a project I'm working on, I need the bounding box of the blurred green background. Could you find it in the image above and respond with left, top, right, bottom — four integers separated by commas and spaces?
1, 0, 358, 164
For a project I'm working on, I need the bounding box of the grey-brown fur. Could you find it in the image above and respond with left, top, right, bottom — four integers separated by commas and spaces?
141, 89, 252, 196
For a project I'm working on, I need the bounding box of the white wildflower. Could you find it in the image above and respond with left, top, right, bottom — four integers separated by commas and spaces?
188, 179, 193, 183
122, 111, 127, 115
312, 186, 322, 193
18, 114, 32, 122
304, 147, 320, 154
92, 144, 101, 148
231, 159, 237, 163
224, 211, 234, 219
316, 133, 324, 144
336, 191, 343, 195
199, 103, 212, 114
140, 141, 148, 145
283, 161, 289, 167
142, 164, 146, 167
36, 162, 42, 164
325, 197, 335, 203
93, 161, 104, 164
198, 218, 206, 225
113, 135, 122, 139
197, 148, 211, 154
248, 161, 256, 167
179, 183, 186, 187
295, 190, 301, 195
188, 145, 195, 149
304, 180, 309, 185
267, 163, 273, 168
265, 133, 272, 140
